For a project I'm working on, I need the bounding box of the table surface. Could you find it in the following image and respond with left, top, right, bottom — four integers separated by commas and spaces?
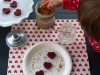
0, 1, 100, 75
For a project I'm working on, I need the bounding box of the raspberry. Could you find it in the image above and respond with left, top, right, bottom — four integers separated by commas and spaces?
47, 52, 56, 59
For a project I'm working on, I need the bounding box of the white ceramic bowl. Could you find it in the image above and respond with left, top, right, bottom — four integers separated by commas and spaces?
22, 42, 72, 75
0, 0, 34, 27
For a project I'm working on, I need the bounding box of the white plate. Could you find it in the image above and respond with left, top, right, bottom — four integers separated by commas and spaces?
23, 42, 72, 75
0, 0, 34, 27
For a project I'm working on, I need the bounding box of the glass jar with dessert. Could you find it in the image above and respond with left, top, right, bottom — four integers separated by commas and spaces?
35, 1, 55, 29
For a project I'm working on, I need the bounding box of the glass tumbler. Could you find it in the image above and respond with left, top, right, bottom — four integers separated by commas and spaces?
58, 23, 76, 44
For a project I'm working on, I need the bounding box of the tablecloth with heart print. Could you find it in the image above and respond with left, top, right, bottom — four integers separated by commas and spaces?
7, 19, 90, 75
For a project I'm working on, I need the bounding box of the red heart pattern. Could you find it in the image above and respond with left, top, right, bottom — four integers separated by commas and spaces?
72, 69, 74, 72
11, 65, 15, 68
8, 70, 11, 73
14, 70, 17, 73
20, 24, 23, 26
20, 60, 23, 63
15, 51, 18, 54
77, 69, 80, 72
73, 64, 76, 67
79, 64, 82, 67
20, 70, 23, 73
30, 24, 33, 26
17, 65, 20, 68
8, 20, 90, 75
15, 60, 18, 63
9, 60, 12, 63
25, 24, 28, 26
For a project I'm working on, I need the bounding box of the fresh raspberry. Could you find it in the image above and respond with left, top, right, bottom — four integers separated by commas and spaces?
44, 62, 52, 69
2, 8, 10, 14
35, 70, 44, 75
47, 52, 56, 59
10, 1, 17, 8
14, 9, 21, 16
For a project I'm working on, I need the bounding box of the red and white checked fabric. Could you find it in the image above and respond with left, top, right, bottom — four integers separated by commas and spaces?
7, 19, 90, 75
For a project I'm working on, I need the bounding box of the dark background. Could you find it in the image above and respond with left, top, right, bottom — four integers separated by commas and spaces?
0, 0, 100, 75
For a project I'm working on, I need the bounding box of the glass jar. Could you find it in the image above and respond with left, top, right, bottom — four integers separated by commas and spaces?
35, 1, 55, 29
58, 23, 76, 44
